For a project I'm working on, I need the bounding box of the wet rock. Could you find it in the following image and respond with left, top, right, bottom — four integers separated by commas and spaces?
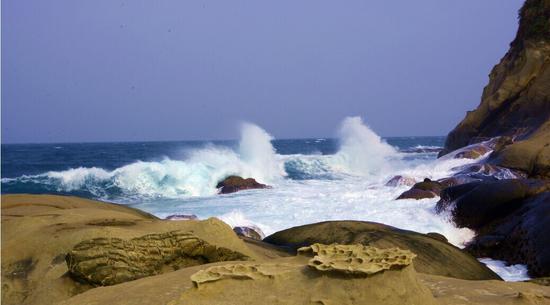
264, 220, 500, 280
466, 192, 550, 277
385, 175, 417, 187
454, 145, 491, 159
233, 226, 265, 240
436, 179, 550, 229
165, 214, 198, 221
216, 176, 268, 194
66, 230, 249, 286
396, 178, 443, 200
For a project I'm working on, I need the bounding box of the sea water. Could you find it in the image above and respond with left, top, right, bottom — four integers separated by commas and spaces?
0, 117, 528, 280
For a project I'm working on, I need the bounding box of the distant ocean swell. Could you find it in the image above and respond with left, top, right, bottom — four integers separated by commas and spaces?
1, 117, 477, 201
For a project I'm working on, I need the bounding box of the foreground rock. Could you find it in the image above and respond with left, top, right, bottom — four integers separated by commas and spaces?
263, 220, 500, 280
439, 0, 550, 178
66, 231, 248, 286
5, 195, 550, 305
216, 176, 269, 194
0, 194, 262, 305
58, 244, 550, 305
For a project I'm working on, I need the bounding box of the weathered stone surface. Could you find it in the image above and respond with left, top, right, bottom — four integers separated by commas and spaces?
439, 0, 550, 178
66, 230, 249, 286
191, 263, 295, 287
216, 176, 268, 194
298, 243, 415, 275
264, 221, 500, 280
233, 226, 265, 240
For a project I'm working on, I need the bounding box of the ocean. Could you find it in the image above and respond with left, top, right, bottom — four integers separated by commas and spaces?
0, 117, 529, 280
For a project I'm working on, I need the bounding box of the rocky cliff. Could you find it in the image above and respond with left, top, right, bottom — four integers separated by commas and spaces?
440, 0, 550, 177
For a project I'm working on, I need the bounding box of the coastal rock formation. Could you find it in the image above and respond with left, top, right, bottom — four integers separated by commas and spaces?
440, 0, 550, 178
263, 220, 500, 280
165, 214, 198, 220
436, 179, 550, 276
466, 192, 550, 277
216, 176, 268, 194
436, 179, 550, 229
176, 245, 436, 305
396, 178, 443, 200
66, 231, 248, 286
0, 195, 259, 305
298, 243, 416, 274
233, 226, 265, 240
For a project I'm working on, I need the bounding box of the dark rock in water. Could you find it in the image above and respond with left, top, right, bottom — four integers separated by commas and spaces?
438, 0, 550, 178
165, 214, 198, 221
66, 231, 249, 286
426, 232, 448, 243
396, 178, 443, 200
396, 188, 437, 200
264, 220, 500, 280
385, 175, 416, 187
216, 176, 268, 194
438, 175, 481, 188
453, 163, 527, 180
436, 179, 550, 229
466, 192, 550, 277
233, 226, 265, 240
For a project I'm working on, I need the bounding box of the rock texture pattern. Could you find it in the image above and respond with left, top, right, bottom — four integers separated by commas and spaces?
440, 0, 550, 178
66, 231, 249, 286
298, 243, 415, 275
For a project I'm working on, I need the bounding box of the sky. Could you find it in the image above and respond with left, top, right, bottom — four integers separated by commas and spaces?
2, 0, 524, 143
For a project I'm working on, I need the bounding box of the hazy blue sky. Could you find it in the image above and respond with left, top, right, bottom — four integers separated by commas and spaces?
3, 0, 523, 143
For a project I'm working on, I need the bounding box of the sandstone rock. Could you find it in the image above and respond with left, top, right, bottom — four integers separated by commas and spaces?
385, 175, 417, 187
264, 221, 500, 280
66, 231, 249, 286
454, 144, 491, 159
298, 243, 416, 275
233, 226, 265, 240
439, 0, 550, 178
216, 176, 268, 194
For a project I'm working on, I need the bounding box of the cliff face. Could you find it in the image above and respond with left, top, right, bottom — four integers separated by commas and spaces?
441, 0, 550, 177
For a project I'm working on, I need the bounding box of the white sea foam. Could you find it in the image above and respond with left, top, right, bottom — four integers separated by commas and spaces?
5, 117, 486, 249
478, 258, 530, 281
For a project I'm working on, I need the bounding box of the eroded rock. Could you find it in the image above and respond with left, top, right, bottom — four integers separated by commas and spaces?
298, 243, 415, 275
66, 230, 249, 286
191, 263, 294, 287
385, 175, 417, 187
396, 178, 443, 200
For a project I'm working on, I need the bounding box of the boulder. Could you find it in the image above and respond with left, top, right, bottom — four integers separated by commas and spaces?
436, 179, 550, 229
233, 226, 265, 240
385, 175, 417, 187
396, 178, 443, 200
216, 176, 268, 194
466, 192, 550, 277
263, 220, 500, 280
454, 144, 491, 159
